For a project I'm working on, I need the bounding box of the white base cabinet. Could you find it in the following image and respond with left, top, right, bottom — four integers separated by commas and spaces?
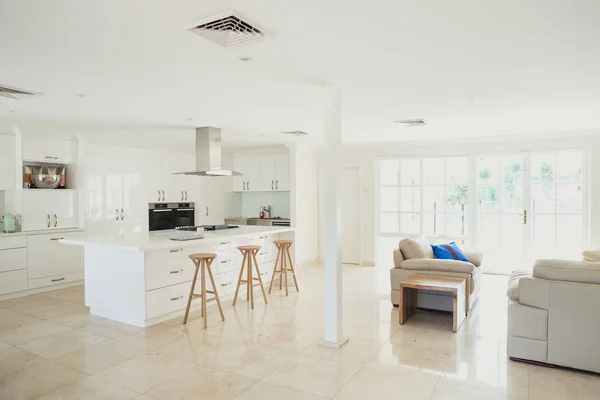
27, 232, 84, 281
0, 236, 27, 295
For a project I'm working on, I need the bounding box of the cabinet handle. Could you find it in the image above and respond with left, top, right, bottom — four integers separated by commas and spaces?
120, 209, 124, 220
243, 181, 246, 191
51, 277, 65, 282
157, 190, 161, 201
184, 191, 188, 201
115, 209, 119, 221
271, 180, 274, 190
170, 296, 183, 301
169, 248, 183, 253
276, 180, 278, 190
221, 282, 231, 287
205, 206, 208, 217
162, 191, 166, 201
47, 214, 51, 228
180, 191, 183, 201
220, 260, 228, 264
50, 237, 64, 241
169, 269, 183, 274
220, 241, 230, 245
54, 214, 57, 227
44, 156, 54, 159
261, 272, 268, 275
247, 181, 250, 191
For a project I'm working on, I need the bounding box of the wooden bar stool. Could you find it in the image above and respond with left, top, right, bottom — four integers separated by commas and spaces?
269, 240, 299, 296
232, 245, 268, 309
183, 253, 225, 328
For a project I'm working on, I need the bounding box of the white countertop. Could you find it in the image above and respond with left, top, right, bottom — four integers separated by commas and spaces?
60, 225, 295, 251
0, 227, 84, 238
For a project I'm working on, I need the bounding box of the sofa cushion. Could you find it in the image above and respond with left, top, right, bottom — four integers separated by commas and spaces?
400, 258, 476, 274
583, 250, 600, 262
533, 259, 600, 285
507, 270, 531, 300
431, 242, 470, 262
399, 236, 434, 259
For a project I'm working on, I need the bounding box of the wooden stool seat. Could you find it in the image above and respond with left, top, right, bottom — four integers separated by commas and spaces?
269, 240, 299, 296
183, 252, 224, 328
233, 245, 268, 309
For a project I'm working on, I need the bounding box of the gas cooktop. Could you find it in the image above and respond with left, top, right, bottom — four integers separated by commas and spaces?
175, 225, 239, 232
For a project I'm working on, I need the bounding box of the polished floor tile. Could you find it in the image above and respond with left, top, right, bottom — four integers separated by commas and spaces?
1, 264, 599, 400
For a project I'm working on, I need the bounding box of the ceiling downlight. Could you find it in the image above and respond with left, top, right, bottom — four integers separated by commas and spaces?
189, 12, 264, 48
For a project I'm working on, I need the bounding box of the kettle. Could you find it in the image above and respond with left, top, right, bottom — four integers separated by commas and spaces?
2, 214, 18, 233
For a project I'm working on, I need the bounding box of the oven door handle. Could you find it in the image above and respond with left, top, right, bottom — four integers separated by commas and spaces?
176, 208, 194, 211
151, 209, 173, 212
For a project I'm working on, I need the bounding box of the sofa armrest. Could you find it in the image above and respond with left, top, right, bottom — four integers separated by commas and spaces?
400, 258, 476, 274
463, 251, 483, 267
519, 277, 550, 310
393, 249, 404, 269
534, 259, 600, 285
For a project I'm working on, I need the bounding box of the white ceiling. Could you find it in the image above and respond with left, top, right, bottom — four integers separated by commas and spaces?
1, 0, 600, 147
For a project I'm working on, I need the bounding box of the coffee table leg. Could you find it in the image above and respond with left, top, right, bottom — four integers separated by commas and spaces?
399, 286, 417, 325
453, 285, 466, 332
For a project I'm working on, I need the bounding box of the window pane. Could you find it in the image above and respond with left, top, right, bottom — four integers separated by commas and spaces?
422, 158, 445, 185
446, 213, 468, 237
400, 213, 421, 234
531, 183, 555, 214
423, 186, 445, 212
500, 184, 523, 213
557, 151, 583, 182
380, 187, 399, 212
380, 213, 399, 234
423, 213, 445, 236
530, 152, 555, 184
478, 185, 499, 213
379, 160, 399, 185
477, 156, 499, 183
557, 183, 583, 214
446, 185, 468, 213
446, 157, 469, 185
399, 187, 421, 212
501, 156, 524, 185
400, 159, 420, 185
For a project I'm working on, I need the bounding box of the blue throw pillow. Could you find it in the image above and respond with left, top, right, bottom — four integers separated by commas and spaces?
431, 242, 470, 263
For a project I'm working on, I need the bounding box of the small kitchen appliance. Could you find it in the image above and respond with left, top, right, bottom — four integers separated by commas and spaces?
2, 214, 18, 233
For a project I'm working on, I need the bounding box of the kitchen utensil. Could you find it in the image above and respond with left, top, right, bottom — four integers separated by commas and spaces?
2, 214, 17, 233
31, 165, 60, 189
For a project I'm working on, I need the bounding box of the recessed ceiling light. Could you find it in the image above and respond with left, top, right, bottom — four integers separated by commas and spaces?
239, 56, 253, 62
467, 97, 477, 101
8, 110, 19, 113
187, 118, 194, 121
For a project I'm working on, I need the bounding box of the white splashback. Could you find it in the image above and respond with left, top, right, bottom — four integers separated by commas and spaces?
238, 191, 290, 218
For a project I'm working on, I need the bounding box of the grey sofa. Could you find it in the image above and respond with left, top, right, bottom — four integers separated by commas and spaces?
390, 236, 483, 313
507, 259, 600, 373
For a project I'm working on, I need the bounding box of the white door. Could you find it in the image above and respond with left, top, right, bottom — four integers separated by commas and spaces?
51, 190, 78, 229
22, 191, 53, 231
342, 167, 360, 264
274, 154, 290, 191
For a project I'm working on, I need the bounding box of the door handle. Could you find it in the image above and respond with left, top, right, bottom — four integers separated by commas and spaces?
120, 208, 124, 220
54, 214, 57, 227
523, 210, 527, 225
205, 206, 208, 217
47, 214, 51, 228
115, 209, 119, 221
276, 180, 278, 190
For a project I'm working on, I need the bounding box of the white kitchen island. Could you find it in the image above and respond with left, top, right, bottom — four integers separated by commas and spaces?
61, 226, 295, 327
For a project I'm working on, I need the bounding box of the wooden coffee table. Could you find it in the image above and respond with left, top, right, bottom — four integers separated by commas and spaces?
399, 274, 467, 332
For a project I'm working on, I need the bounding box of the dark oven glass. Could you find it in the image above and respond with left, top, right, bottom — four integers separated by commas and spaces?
174, 207, 195, 227
149, 208, 176, 231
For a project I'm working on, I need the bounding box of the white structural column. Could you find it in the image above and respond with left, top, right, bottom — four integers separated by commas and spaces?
319, 85, 348, 348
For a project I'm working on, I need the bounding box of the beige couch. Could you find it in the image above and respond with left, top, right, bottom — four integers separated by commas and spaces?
390, 236, 483, 313
507, 259, 600, 373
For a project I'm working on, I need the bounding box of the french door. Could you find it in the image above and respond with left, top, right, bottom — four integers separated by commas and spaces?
475, 150, 586, 273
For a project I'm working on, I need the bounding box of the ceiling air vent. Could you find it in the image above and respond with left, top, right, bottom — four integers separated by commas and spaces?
394, 119, 426, 127
282, 130, 309, 136
189, 12, 264, 47
0, 84, 40, 100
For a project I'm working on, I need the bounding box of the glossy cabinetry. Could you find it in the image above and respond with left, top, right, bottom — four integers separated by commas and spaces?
22, 190, 78, 231
0, 134, 16, 190
233, 154, 290, 192
22, 136, 77, 164
0, 236, 27, 295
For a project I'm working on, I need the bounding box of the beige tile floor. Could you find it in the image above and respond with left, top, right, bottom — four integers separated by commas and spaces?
1, 264, 599, 400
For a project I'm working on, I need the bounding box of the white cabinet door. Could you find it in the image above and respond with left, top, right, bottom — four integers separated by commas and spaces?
274, 154, 290, 191
0, 134, 15, 190
146, 149, 165, 203
22, 136, 77, 163
233, 156, 251, 192
27, 231, 84, 280
260, 156, 276, 191
195, 177, 225, 225
120, 146, 150, 233
165, 152, 194, 202
51, 191, 78, 229
22, 191, 53, 231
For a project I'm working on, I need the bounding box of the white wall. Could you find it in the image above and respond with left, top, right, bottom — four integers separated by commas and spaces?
230, 191, 291, 218
290, 145, 320, 265
319, 130, 600, 264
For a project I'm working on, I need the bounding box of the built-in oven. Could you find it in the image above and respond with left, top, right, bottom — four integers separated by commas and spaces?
149, 203, 195, 231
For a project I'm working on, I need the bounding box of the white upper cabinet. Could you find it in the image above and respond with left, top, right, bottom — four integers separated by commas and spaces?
195, 176, 225, 225
23, 136, 77, 164
146, 151, 194, 203
22, 190, 79, 231
0, 134, 15, 190
232, 153, 290, 192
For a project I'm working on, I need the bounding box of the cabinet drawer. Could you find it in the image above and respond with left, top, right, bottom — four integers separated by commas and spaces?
145, 256, 196, 291
28, 271, 83, 290
258, 261, 275, 283
0, 248, 27, 273
27, 232, 84, 279
0, 236, 27, 250
146, 281, 195, 319
216, 271, 237, 296
213, 251, 241, 274
0, 270, 27, 295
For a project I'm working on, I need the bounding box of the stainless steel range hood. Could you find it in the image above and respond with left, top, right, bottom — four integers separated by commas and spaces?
174, 127, 241, 176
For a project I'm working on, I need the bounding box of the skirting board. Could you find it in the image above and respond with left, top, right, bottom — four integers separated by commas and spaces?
0, 280, 83, 302
319, 337, 350, 349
